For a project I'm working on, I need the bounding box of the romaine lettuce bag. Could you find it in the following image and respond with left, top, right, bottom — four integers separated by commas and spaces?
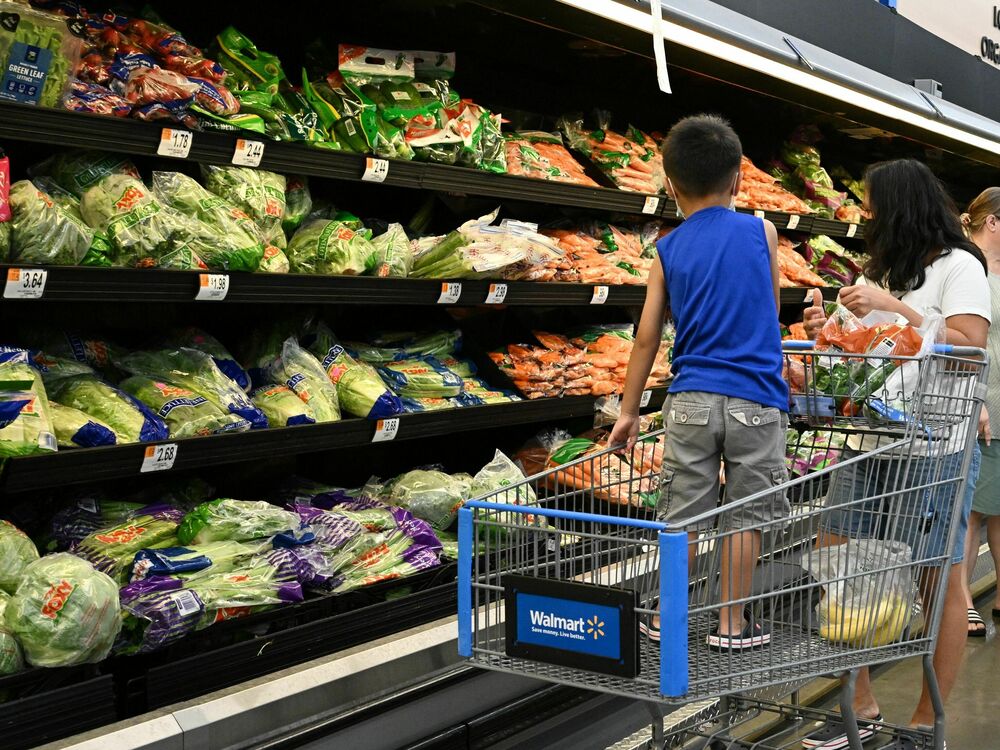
120, 376, 252, 438
75, 504, 186, 583
50, 401, 117, 448
0, 349, 57, 457
286, 219, 371, 276
378, 356, 464, 398
369, 222, 412, 277
0, 521, 39, 594
117, 348, 268, 430
263, 338, 341, 422
151, 171, 265, 272
282, 175, 312, 236
47, 374, 168, 444
250, 384, 316, 426
201, 165, 286, 233
129, 540, 266, 581
33, 150, 141, 199
259, 244, 290, 273
167, 328, 251, 392
79, 174, 205, 269
49, 496, 146, 551
5, 553, 121, 667
305, 321, 403, 419
9, 180, 95, 265
177, 498, 300, 545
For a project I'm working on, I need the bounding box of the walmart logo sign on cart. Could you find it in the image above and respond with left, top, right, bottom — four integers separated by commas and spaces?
516, 593, 621, 660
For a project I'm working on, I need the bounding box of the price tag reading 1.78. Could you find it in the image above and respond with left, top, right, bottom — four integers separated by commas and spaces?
140, 443, 177, 473
438, 282, 462, 304
372, 418, 400, 443
4, 268, 47, 299
195, 273, 230, 301
157, 128, 192, 159
232, 138, 265, 167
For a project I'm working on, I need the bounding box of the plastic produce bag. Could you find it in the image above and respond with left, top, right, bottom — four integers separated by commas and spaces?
47, 374, 168, 444
250, 384, 316, 427
211, 26, 284, 93
0, 349, 57, 457
167, 328, 250, 392
0, 521, 39, 595
177, 498, 300, 545
803, 539, 914, 647
369, 222, 413, 277
129, 539, 266, 582
117, 348, 267, 430
259, 244, 290, 273
0, 2, 82, 108
388, 469, 472, 530
262, 338, 341, 422
0, 595, 23, 674
33, 150, 141, 199
286, 219, 372, 276
305, 321, 403, 419
471, 450, 536, 505
75, 504, 186, 582
201, 165, 286, 235
151, 172, 265, 272
378, 356, 464, 399
79, 174, 205, 269
50, 401, 117, 447
9, 179, 95, 265
5, 553, 121, 667
120, 376, 251, 438
282, 175, 312, 236
27, 177, 114, 266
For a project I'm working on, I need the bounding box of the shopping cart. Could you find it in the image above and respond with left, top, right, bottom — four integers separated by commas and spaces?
457, 343, 987, 750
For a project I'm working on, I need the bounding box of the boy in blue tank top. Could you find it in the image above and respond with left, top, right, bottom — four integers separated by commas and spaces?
611, 115, 789, 650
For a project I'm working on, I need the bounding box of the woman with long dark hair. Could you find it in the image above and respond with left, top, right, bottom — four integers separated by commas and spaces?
800, 159, 990, 750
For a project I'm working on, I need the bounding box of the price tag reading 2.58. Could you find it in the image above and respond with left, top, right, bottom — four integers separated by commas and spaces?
157, 128, 192, 159
4, 268, 47, 299
485, 283, 508, 304
141, 443, 177, 473
372, 418, 400, 443
195, 273, 230, 301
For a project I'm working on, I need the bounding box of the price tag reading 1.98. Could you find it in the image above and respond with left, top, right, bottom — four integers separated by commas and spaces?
157, 128, 192, 159
140, 443, 177, 473
372, 418, 400, 443
3, 268, 47, 299
232, 138, 265, 167
590, 285, 609, 305
485, 283, 508, 304
438, 282, 462, 304
195, 273, 230, 301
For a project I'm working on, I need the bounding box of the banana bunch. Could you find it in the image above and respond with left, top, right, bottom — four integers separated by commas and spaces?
818, 595, 910, 647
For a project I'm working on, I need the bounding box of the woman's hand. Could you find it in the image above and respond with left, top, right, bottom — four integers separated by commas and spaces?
980, 406, 992, 447
610, 413, 641, 452
838, 285, 900, 318
803, 289, 827, 339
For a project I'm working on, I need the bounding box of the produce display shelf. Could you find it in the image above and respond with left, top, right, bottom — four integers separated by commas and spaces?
0, 264, 833, 306
0, 388, 669, 494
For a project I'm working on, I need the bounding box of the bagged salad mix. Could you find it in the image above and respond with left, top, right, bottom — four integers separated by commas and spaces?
0, 2, 82, 108
286, 218, 372, 276
9, 179, 96, 265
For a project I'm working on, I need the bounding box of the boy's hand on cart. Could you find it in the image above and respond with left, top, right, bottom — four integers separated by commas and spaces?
980, 406, 992, 446
838, 285, 900, 318
610, 413, 640, 452
803, 288, 827, 339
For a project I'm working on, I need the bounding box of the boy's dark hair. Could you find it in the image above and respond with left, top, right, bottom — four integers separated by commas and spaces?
661, 115, 742, 197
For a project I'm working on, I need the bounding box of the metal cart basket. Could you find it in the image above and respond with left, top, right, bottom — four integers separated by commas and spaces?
458, 343, 987, 749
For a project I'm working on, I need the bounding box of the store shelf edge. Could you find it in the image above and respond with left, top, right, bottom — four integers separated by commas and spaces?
0, 389, 669, 494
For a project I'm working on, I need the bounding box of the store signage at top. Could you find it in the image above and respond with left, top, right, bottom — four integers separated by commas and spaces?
894, 1, 1000, 68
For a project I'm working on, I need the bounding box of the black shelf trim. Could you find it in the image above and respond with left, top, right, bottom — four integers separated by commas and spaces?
0, 388, 670, 493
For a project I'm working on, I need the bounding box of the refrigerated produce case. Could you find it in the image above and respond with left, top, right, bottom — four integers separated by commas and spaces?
0, 2, 997, 749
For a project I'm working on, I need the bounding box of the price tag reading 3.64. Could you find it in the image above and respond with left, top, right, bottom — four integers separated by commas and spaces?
141, 443, 177, 473
4, 268, 47, 299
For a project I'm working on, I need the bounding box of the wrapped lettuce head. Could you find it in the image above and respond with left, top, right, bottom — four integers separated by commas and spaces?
5, 553, 121, 667
29, 177, 115, 267
282, 175, 312, 236
201, 165, 286, 233
305, 321, 402, 419
9, 180, 95, 265
388, 469, 473, 530
369, 223, 413, 277
117, 348, 267, 430
34, 150, 141, 199
0, 521, 40, 594
75, 505, 186, 583
264, 338, 341, 422
167, 328, 250, 392
50, 401, 117, 448
251, 384, 316, 427
47, 374, 168, 444
286, 219, 372, 276
79, 174, 205, 270
378, 356, 464, 398
177, 498, 300, 545
120, 376, 252, 438
0, 591, 23, 675
259, 244, 290, 273
0, 349, 57, 457
151, 171, 265, 272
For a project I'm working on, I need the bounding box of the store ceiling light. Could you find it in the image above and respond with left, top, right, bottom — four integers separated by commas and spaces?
557, 0, 1000, 156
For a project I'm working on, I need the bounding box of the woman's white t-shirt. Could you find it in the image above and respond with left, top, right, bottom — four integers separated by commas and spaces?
852, 248, 991, 456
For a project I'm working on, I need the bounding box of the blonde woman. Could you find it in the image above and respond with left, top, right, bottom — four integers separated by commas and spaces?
961, 188, 1000, 637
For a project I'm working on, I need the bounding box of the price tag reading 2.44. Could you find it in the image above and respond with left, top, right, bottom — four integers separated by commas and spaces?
232, 139, 265, 167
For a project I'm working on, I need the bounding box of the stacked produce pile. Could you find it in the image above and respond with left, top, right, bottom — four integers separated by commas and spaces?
541, 222, 660, 285
737, 156, 813, 214
505, 132, 599, 186
777, 235, 826, 288
561, 117, 666, 193
803, 235, 864, 286
489, 325, 672, 399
